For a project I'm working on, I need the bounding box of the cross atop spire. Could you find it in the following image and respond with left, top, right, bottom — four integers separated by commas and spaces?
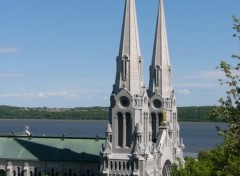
114, 0, 144, 96
148, 0, 172, 98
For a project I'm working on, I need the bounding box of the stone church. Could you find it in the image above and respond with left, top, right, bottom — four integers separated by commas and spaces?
0, 0, 184, 176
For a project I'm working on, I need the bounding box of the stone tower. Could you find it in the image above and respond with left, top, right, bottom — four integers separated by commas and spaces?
148, 0, 184, 174
101, 0, 184, 175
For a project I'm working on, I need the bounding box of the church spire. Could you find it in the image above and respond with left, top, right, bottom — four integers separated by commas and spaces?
149, 0, 172, 98
114, 0, 144, 95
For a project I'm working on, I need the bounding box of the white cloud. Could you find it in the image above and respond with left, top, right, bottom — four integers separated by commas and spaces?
0, 47, 20, 54
0, 90, 108, 100
199, 70, 224, 79
175, 83, 217, 88
178, 89, 191, 95
178, 70, 224, 81
0, 72, 24, 78
174, 70, 223, 90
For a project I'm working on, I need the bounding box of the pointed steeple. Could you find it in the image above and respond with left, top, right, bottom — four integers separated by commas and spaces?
149, 0, 172, 98
114, 0, 144, 96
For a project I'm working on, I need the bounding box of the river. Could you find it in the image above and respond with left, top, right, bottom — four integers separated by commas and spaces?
0, 119, 227, 158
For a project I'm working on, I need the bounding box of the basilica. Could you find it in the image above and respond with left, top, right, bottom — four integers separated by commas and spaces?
0, 0, 184, 175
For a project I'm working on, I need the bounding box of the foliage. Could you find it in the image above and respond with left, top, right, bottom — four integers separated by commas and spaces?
0, 105, 221, 121
0, 106, 109, 120
171, 16, 240, 176
171, 146, 225, 176
178, 106, 224, 122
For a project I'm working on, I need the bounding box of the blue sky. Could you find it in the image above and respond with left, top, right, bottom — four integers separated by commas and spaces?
0, 0, 239, 108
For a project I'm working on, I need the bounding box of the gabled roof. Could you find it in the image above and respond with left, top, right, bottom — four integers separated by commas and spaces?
0, 136, 105, 163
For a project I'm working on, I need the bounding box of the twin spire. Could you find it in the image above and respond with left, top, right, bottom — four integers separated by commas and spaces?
149, 0, 172, 98
115, 0, 172, 98
115, 0, 143, 95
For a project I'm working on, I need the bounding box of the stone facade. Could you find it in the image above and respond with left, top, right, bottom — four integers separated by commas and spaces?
100, 0, 184, 175
0, 160, 99, 176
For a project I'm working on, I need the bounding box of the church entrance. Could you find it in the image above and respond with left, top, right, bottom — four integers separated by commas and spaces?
162, 160, 171, 176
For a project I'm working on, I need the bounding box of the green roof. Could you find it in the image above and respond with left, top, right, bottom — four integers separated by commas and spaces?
0, 136, 105, 162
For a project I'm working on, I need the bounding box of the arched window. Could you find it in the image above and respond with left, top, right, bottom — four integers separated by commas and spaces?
34, 168, 37, 176
118, 112, 123, 147
151, 113, 157, 141
126, 113, 132, 147
17, 167, 20, 176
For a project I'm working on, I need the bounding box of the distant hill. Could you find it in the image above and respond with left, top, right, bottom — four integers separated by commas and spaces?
0, 105, 225, 122
178, 106, 225, 122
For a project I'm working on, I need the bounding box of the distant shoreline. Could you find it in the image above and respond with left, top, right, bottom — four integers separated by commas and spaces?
0, 105, 226, 122
0, 119, 227, 124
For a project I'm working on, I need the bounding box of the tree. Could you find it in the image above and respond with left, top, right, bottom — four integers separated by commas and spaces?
171, 16, 240, 176
212, 15, 240, 176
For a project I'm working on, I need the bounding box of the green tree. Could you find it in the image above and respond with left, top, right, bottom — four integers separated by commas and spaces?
171, 16, 240, 176
212, 15, 240, 176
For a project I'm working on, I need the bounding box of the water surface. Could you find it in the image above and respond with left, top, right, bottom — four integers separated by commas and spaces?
0, 120, 227, 157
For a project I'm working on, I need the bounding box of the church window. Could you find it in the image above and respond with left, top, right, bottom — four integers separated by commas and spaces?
153, 99, 162, 108
151, 113, 157, 141
30, 171, 33, 176
13, 170, 16, 176
110, 134, 112, 142
105, 159, 108, 169
110, 161, 113, 170
17, 167, 20, 176
127, 162, 130, 171
69, 169, 72, 176
51, 169, 54, 176
155, 65, 160, 86
122, 55, 128, 80
120, 96, 130, 107
118, 113, 124, 147
126, 113, 132, 147
34, 168, 37, 176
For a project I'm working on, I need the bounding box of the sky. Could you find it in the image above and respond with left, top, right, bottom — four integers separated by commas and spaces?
0, 0, 239, 108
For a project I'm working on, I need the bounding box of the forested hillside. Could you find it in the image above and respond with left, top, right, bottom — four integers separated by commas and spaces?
0, 105, 225, 122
